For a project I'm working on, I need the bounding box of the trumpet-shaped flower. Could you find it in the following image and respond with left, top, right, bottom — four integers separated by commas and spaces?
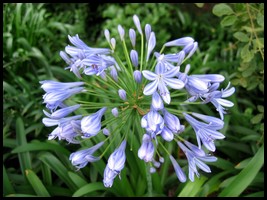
107, 140, 127, 173
203, 82, 235, 120
81, 107, 107, 138
70, 141, 104, 169
142, 62, 184, 104
178, 141, 217, 182
138, 134, 155, 162
183, 112, 225, 152
169, 155, 187, 183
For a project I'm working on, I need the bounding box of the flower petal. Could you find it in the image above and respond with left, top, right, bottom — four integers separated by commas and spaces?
216, 98, 234, 107
143, 80, 158, 95
142, 70, 157, 81
164, 66, 180, 78
164, 77, 185, 89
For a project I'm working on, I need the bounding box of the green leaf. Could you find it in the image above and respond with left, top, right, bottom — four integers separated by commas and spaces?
199, 170, 235, 197
251, 113, 263, 124
195, 3, 204, 8
6, 194, 38, 197
257, 105, 264, 113
3, 165, 15, 195
16, 117, 32, 178
233, 32, 249, 42
244, 191, 264, 197
68, 171, 88, 188
241, 43, 253, 62
240, 134, 260, 142
11, 141, 70, 156
213, 4, 234, 17
72, 182, 106, 197
219, 145, 264, 197
38, 152, 77, 192
256, 13, 264, 27
220, 15, 237, 27
235, 157, 252, 169
3, 81, 17, 95
46, 186, 73, 196
25, 169, 50, 197
178, 175, 207, 197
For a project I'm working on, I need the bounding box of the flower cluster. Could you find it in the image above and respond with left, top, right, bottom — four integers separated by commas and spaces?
40, 14, 235, 187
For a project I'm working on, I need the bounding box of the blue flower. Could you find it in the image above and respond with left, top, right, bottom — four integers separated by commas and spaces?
163, 109, 183, 134
129, 29, 136, 48
164, 37, 194, 47
141, 110, 164, 137
183, 112, 225, 152
146, 32, 156, 61
111, 107, 119, 117
118, 89, 127, 101
151, 92, 164, 111
133, 70, 142, 83
145, 24, 152, 42
142, 62, 184, 104
103, 165, 117, 188
43, 104, 80, 119
102, 128, 110, 136
40, 14, 236, 188
40, 80, 84, 93
203, 82, 235, 120
178, 141, 217, 182
138, 134, 155, 162
154, 51, 185, 69
69, 141, 104, 169
169, 155, 187, 183
48, 119, 81, 144
107, 140, 127, 173
130, 50, 139, 67
81, 107, 107, 138
117, 24, 125, 41
133, 15, 142, 34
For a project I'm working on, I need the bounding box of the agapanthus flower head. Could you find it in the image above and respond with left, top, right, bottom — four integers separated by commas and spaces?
40, 14, 235, 189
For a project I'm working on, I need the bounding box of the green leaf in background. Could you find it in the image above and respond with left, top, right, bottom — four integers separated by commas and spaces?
233, 32, 249, 42
68, 171, 88, 189
25, 169, 50, 197
256, 13, 264, 27
212, 3, 234, 17
16, 117, 32, 178
3, 165, 15, 196
235, 157, 252, 169
250, 113, 263, 124
241, 43, 253, 62
195, 3, 204, 8
11, 141, 70, 156
218, 145, 264, 197
38, 152, 77, 192
178, 176, 207, 197
72, 182, 106, 197
220, 15, 237, 27
6, 194, 38, 197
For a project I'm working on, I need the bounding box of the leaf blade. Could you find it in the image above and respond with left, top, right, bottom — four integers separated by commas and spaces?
218, 145, 264, 197
25, 169, 50, 197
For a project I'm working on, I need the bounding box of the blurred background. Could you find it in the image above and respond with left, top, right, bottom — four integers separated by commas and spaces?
3, 3, 264, 197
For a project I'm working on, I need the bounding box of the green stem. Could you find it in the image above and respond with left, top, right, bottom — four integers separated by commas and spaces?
146, 164, 153, 197
122, 40, 134, 78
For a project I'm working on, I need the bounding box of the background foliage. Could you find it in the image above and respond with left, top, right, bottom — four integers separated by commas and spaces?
3, 3, 264, 197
